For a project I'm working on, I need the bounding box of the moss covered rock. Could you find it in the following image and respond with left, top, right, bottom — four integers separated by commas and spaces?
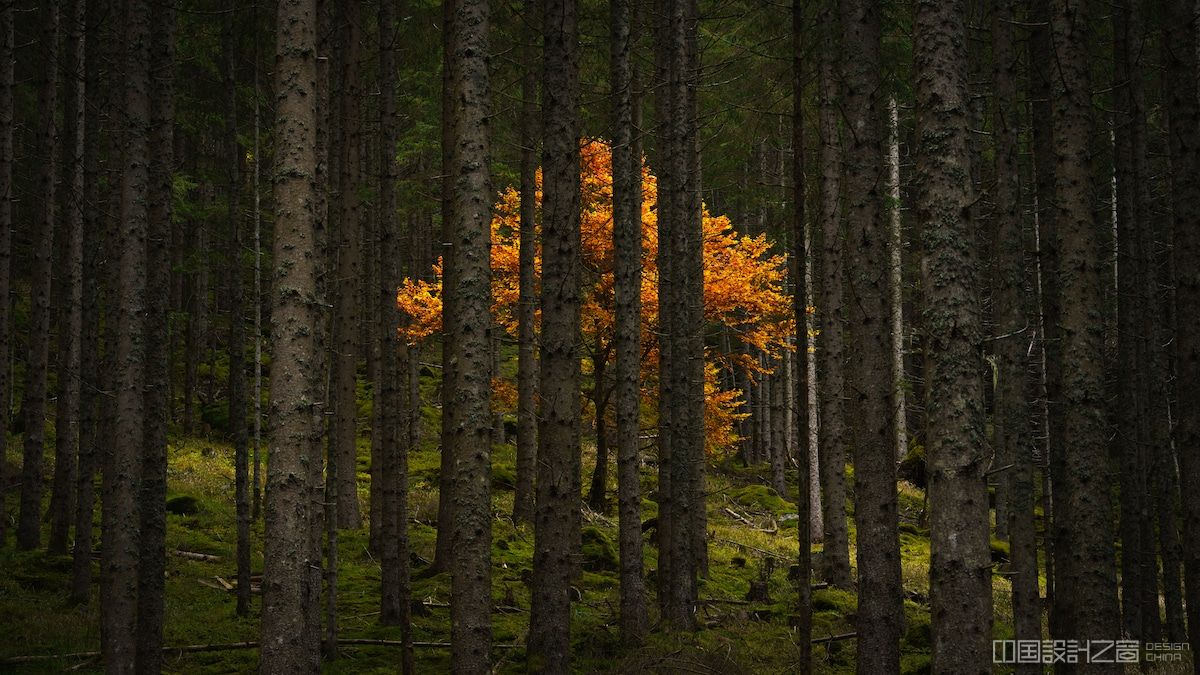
731, 484, 789, 515
581, 526, 618, 572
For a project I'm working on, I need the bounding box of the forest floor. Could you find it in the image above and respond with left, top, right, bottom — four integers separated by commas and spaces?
0, 379, 1025, 673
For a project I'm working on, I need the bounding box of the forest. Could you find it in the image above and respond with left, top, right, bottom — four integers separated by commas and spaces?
0, 0, 1198, 672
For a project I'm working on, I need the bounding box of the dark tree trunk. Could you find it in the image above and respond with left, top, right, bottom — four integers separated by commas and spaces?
914, 0, 992, 669
814, 0, 850, 589
48, 0, 87, 557
529, 0, 582, 667
838, 0, 903, 669
512, 0, 539, 526
611, 0, 648, 642
991, 0, 1039, 658
70, 0, 102, 603
0, 0, 11, 549
222, 0, 251, 618
16, 0, 59, 552
1048, 0, 1120, 656
377, 3, 415, 672
137, 4, 176, 671
587, 356, 610, 513
332, 5, 363, 530
770, 360, 787, 498
791, 0, 812, 665
102, 0, 150, 668
446, 0, 495, 671
261, 0, 321, 669
1163, 0, 1200, 654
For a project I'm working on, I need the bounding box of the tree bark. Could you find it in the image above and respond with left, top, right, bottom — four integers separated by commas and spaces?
0, 0, 11, 549
838, 0, 903, 670
261, 0, 322, 669
612, 0, 648, 642
914, 0, 993, 669
48, 0, 87, 557
815, 0, 851, 589
529, 0, 582, 667
446, 0, 495, 671
513, 0, 539, 526
991, 0, 1038, 659
1163, 0, 1200, 654
16, 0, 59, 552
1049, 0, 1120, 656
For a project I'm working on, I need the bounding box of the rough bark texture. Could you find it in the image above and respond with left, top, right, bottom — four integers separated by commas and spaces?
261, 0, 321, 670
611, 0, 648, 642
136, 3, 176, 670
838, 1, 903, 670
513, 0, 539, 526
446, 0, 495, 671
48, 0, 87, 557
914, 0, 993, 670
16, 0, 58, 552
332, 4, 363, 530
103, 0, 149, 669
0, 0, 11, 549
991, 0, 1038, 658
815, 0, 851, 589
378, 5, 415, 672
529, 0, 582, 667
1049, 0, 1120, 658
887, 97, 907, 466
1163, 0, 1200, 653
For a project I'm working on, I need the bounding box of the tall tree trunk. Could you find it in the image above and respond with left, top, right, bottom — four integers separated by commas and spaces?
16, 0, 59, 552
48, 0, 87, 556
446, 0, 495, 671
1049, 0, 1120, 655
137, 4, 176, 671
433, 0, 458, 572
512, 0, 539, 525
1163, 0, 1200, 653
377, 4, 415, 672
770, 359, 787, 497
332, 5, 363, 529
223, 1, 251, 618
0, 0, 11, 549
791, 0, 812, 665
587, 356, 610, 513
252, 21, 264, 520
838, 0, 903, 669
70, 0, 102, 603
914, 0, 993, 669
261, 0, 321, 669
815, 0, 851, 589
612, 0, 648, 641
529, 0, 581, 666
887, 96, 907, 465
102, 0, 149, 668
991, 0, 1039, 659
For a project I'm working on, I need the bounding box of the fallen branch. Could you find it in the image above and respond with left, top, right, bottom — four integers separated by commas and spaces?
722, 507, 753, 526
713, 537, 792, 562
812, 632, 857, 644
171, 549, 220, 562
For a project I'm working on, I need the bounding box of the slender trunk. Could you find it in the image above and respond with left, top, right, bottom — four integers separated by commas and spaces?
991, 0, 1039, 659
252, 20, 264, 521
838, 1, 902, 669
512, 0, 539, 525
815, 0, 850, 588
1163, 0, 1200, 653
587, 356, 610, 513
16, 0, 59, 552
529, 0, 582, 666
0, 0, 11, 549
261, 0, 321, 669
102, 0, 149, 668
1049, 0, 1120, 655
612, 0, 648, 640
223, 2, 251, 618
887, 96, 907, 466
770, 360, 787, 498
48, 0, 87, 556
446, 0, 494, 670
791, 0, 812, 664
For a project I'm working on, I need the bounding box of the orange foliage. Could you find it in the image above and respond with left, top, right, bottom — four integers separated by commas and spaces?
396, 140, 796, 453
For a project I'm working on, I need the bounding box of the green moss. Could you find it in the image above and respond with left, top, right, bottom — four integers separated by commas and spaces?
730, 484, 789, 514
581, 526, 618, 572
991, 537, 1010, 563
811, 587, 857, 614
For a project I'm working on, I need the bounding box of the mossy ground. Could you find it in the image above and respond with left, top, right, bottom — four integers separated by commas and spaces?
2, 385, 1035, 673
